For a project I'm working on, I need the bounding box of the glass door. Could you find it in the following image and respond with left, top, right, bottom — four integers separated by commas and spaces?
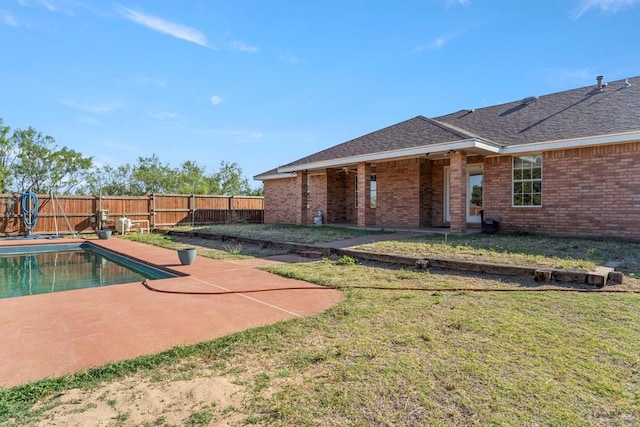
467, 165, 483, 223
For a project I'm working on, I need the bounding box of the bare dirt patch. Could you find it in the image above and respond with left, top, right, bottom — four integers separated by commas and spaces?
35, 374, 245, 427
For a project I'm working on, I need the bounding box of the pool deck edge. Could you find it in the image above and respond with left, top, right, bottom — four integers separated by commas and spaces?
0, 238, 344, 388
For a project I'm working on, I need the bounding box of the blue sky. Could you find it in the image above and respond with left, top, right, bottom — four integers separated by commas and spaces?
1, 0, 638, 187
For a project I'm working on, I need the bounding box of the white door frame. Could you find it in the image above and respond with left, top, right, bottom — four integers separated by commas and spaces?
444, 165, 484, 224
467, 164, 484, 223
443, 166, 450, 223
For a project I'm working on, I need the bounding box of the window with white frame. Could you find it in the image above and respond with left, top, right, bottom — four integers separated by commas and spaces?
513, 155, 542, 206
370, 174, 377, 208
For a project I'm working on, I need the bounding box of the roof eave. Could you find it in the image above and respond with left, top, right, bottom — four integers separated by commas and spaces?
278, 138, 501, 173
502, 130, 640, 154
254, 172, 297, 181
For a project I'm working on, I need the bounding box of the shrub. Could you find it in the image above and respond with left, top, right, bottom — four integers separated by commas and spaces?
336, 255, 356, 266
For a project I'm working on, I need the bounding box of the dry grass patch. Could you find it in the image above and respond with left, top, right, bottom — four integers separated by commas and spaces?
123, 232, 289, 259
356, 233, 640, 274
3, 236, 639, 426
182, 223, 393, 244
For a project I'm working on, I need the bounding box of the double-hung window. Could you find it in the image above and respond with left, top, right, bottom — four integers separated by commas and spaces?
513, 155, 542, 206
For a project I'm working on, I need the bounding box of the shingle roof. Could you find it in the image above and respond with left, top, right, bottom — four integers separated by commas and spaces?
435, 76, 640, 145
279, 116, 475, 169
258, 76, 640, 177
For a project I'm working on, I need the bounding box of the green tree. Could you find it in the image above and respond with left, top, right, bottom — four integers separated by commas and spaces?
175, 161, 213, 194
5, 125, 93, 194
211, 161, 254, 195
85, 164, 137, 196
81, 154, 261, 196
0, 119, 14, 193
132, 154, 178, 194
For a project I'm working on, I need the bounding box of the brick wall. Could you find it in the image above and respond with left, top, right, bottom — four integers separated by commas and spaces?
263, 142, 640, 238
419, 158, 433, 227
263, 177, 299, 224
430, 160, 447, 226
483, 142, 640, 238
326, 169, 348, 223
375, 158, 422, 227
448, 152, 467, 233
306, 174, 328, 224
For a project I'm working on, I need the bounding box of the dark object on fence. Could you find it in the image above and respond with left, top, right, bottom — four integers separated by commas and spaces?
480, 210, 500, 234
21, 192, 39, 236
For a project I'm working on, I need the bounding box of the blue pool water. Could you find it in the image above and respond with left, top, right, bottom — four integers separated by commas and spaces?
0, 243, 176, 299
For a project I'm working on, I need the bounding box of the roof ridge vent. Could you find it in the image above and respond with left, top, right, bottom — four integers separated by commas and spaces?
596, 75, 608, 92
521, 96, 539, 105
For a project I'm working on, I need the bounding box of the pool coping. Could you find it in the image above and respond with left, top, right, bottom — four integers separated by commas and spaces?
0, 238, 344, 388
0, 241, 178, 289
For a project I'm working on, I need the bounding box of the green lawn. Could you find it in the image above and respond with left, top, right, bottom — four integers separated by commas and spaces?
1, 229, 639, 426
355, 232, 640, 274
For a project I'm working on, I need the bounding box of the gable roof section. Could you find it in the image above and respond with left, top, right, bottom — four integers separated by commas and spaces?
435, 76, 640, 146
277, 116, 497, 173
256, 76, 640, 179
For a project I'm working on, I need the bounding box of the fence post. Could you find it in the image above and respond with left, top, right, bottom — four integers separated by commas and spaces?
150, 193, 156, 230
190, 194, 195, 227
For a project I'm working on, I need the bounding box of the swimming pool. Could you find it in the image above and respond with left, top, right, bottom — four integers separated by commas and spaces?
0, 243, 176, 299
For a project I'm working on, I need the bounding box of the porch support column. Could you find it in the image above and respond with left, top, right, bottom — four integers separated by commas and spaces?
449, 151, 467, 233
356, 162, 372, 228
296, 170, 308, 225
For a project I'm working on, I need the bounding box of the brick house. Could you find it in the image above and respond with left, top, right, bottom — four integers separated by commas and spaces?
255, 76, 640, 238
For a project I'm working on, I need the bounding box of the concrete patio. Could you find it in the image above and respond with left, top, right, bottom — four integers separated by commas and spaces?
0, 238, 344, 387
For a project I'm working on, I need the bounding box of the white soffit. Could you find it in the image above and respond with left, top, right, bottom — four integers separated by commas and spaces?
277, 138, 501, 173
263, 130, 640, 179
254, 172, 297, 181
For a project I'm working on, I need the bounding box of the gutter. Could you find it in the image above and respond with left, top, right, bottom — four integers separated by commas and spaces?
277, 138, 501, 173
502, 130, 640, 155
256, 130, 640, 181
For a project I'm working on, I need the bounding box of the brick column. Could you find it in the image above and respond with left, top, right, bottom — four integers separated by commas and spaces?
296, 170, 308, 225
356, 162, 372, 227
449, 152, 467, 233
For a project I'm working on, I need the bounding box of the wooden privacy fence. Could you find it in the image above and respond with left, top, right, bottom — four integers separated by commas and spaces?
0, 193, 264, 236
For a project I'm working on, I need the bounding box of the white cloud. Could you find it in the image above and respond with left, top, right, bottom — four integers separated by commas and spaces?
60, 99, 124, 114
228, 40, 258, 52
138, 76, 168, 88
573, 0, 639, 18
118, 5, 208, 47
446, 0, 469, 6
414, 36, 446, 52
17, 0, 59, 12
147, 111, 181, 121
103, 140, 138, 152
77, 116, 100, 125
210, 95, 223, 105
537, 67, 594, 88
40, 1, 57, 12
279, 52, 300, 64
1, 11, 19, 26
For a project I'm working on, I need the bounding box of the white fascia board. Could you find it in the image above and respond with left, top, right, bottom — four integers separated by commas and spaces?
277, 138, 501, 173
254, 172, 297, 181
503, 130, 640, 155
